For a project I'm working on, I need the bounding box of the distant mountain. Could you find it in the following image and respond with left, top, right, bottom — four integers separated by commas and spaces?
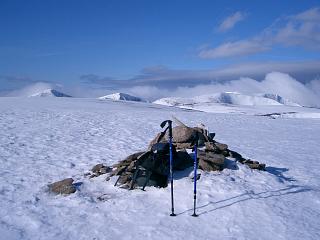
153, 92, 300, 107
29, 89, 72, 98
98, 93, 145, 102
257, 93, 301, 107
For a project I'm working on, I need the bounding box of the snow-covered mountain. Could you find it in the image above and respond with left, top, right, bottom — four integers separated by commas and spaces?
98, 92, 145, 102
154, 92, 300, 107
29, 89, 72, 98
257, 93, 301, 106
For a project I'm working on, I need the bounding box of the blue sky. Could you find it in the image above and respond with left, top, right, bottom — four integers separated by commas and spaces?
0, 0, 320, 95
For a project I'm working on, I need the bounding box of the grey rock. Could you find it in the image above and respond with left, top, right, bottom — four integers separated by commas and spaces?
48, 178, 76, 195
198, 151, 225, 166
228, 150, 243, 160
148, 133, 167, 149
110, 165, 127, 176
175, 142, 193, 150
91, 164, 104, 173
205, 142, 218, 152
100, 166, 112, 174
198, 159, 222, 171
246, 163, 266, 170
117, 173, 132, 185
90, 164, 112, 177
215, 142, 228, 151
172, 126, 196, 143
222, 151, 230, 157
148, 126, 207, 149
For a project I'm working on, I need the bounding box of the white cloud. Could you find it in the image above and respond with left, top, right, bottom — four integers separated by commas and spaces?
293, 7, 320, 21
74, 60, 320, 96
7, 82, 57, 97
200, 7, 320, 58
218, 11, 246, 32
127, 60, 320, 85
306, 77, 320, 96
76, 64, 320, 107
123, 86, 172, 101
274, 8, 320, 49
199, 39, 269, 58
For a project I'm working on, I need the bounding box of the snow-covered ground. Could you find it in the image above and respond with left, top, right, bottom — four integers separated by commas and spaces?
0, 97, 320, 240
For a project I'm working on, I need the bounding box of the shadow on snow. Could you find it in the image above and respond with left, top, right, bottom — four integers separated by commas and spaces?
177, 184, 313, 216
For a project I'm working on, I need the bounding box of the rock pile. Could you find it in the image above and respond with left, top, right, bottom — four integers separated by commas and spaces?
108, 123, 266, 189
48, 120, 266, 194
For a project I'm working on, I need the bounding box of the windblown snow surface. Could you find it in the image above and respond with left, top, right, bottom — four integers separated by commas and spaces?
0, 97, 320, 240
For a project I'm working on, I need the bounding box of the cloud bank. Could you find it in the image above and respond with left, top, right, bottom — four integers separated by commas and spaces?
121, 72, 320, 107
4, 60, 320, 108
7, 82, 62, 97
80, 60, 320, 88
77, 60, 320, 107
6, 71, 320, 108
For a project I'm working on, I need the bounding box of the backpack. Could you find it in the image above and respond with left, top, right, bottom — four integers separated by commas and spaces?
129, 142, 174, 189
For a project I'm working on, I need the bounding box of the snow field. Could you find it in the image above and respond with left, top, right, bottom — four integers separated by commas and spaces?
0, 97, 319, 240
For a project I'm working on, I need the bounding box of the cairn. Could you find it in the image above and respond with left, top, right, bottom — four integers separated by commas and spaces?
48, 119, 266, 194
108, 120, 266, 189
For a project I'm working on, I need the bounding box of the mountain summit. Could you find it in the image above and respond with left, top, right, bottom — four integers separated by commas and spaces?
98, 92, 145, 102
29, 89, 72, 97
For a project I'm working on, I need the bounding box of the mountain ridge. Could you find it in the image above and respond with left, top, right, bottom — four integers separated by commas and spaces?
153, 92, 300, 107
98, 92, 145, 102
29, 89, 72, 98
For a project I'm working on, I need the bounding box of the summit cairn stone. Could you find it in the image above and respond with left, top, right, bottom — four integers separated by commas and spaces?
48, 178, 76, 195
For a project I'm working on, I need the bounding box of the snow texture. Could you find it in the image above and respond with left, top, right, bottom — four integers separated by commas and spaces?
0, 97, 319, 240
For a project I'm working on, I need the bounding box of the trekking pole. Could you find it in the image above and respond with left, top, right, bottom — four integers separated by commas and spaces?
168, 121, 176, 217
160, 120, 176, 217
192, 133, 199, 217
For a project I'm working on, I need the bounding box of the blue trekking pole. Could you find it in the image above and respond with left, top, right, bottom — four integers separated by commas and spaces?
192, 133, 199, 217
160, 120, 176, 217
